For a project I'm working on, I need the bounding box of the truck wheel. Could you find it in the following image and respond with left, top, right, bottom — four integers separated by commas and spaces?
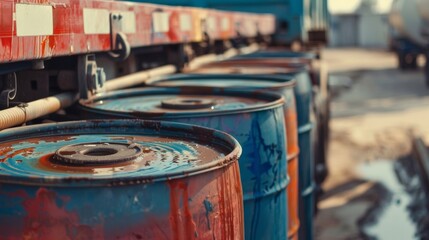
399, 53, 418, 70
426, 53, 429, 87
407, 54, 418, 70
398, 52, 407, 70
426, 73, 429, 88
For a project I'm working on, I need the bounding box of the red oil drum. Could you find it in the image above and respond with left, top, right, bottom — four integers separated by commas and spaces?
0, 120, 244, 239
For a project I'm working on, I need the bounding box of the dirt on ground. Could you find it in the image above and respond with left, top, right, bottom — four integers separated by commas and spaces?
315, 48, 429, 240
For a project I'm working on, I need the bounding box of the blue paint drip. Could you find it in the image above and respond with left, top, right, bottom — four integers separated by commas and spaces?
203, 198, 214, 230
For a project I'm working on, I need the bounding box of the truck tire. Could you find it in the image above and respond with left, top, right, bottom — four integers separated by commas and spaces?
407, 54, 418, 69
398, 52, 407, 70
398, 52, 418, 70
426, 51, 429, 87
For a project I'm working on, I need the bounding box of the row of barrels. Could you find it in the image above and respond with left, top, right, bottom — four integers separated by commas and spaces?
0, 50, 330, 239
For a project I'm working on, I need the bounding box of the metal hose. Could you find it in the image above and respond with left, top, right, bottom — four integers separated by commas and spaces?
186, 44, 260, 71
105, 44, 260, 90
0, 92, 77, 130
104, 65, 177, 91
0, 44, 261, 130
187, 54, 218, 71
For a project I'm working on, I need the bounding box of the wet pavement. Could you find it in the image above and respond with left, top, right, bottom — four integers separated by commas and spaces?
315, 48, 429, 240
359, 160, 416, 239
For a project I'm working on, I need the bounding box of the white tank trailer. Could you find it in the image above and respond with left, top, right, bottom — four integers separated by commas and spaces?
417, 0, 429, 86
417, 0, 429, 22
389, 0, 429, 76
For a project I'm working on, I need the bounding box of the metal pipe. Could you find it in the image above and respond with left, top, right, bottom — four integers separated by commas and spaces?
221, 49, 239, 60
104, 64, 177, 91
187, 54, 218, 71
239, 43, 260, 55
0, 92, 77, 130
104, 44, 260, 90
187, 44, 260, 71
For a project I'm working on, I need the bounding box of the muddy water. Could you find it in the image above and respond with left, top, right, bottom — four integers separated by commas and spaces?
359, 160, 417, 240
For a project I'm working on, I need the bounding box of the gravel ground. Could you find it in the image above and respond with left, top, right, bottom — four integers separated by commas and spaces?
315, 48, 429, 240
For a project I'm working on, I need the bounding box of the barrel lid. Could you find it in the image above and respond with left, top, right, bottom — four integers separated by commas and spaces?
191, 65, 297, 75
235, 50, 317, 60
80, 88, 284, 119
146, 73, 296, 90
0, 120, 241, 186
215, 59, 311, 70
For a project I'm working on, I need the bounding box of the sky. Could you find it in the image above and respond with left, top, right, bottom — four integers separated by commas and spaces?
329, 0, 394, 14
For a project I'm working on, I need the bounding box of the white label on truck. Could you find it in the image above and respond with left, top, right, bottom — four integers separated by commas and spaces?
221, 17, 230, 31
207, 16, 216, 32
152, 12, 170, 33
16, 4, 53, 36
180, 13, 192, 31
117, 11, 136, 34
83, 8, 110, 34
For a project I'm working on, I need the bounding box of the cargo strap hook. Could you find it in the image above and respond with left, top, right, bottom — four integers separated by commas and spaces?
0, 73, 17, 110
108, 32, 131, 61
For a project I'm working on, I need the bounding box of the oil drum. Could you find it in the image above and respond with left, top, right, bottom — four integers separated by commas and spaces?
235, 50, 317, 58
146, 73, 301, 240
200, 58, 320, 240
204, 58, 309, 72
191, 65, 299, 75
215, 51, 330, 189
78, 89, 289, 240
0, 119, 244, 239
231, 50, 316, 66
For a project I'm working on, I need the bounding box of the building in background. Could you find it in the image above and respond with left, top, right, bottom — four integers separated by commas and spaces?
329, 0, 390, 48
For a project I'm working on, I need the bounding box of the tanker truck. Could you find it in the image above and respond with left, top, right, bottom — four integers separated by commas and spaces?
389, 0, 427, 71
416, 0, 429, 86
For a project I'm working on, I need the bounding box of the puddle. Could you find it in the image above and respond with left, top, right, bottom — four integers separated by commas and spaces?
358, 160, 417, 240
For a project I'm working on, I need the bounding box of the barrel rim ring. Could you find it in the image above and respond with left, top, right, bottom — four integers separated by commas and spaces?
0, 119, 242, 187
210, 59, 312, 70
235, 50, 317, 60
145, 72, 297, 89
223, 56, 313, 64
79, 87, 286, 119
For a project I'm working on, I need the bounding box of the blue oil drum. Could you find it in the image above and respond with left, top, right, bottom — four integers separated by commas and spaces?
78, 88, 289, 240
294, 73, 315, 240
233, 50, 317, 62
0, 120, 245, 239
232, 48, 330, 186
199, 58, 319, 240
145, 73, 302, 240
146, 72, 315, 240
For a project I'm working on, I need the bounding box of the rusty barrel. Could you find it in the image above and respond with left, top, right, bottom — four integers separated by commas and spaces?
145, 73, 301, 240
218, 50, 330, 188
0, 120, 244, 239
216, 50, 315, 70
232, 50, 316, 63
204, 57, 318, 240
78, 88, 289, 240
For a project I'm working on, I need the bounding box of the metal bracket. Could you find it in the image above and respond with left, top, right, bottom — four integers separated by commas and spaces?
0, 73, 17, 110
108, 13, 131, 61
199, 17, 214, 53
255, 21, 268, 45
173, 43, 193, 71
78, 55, 106, 99
232, 22, 246, 49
